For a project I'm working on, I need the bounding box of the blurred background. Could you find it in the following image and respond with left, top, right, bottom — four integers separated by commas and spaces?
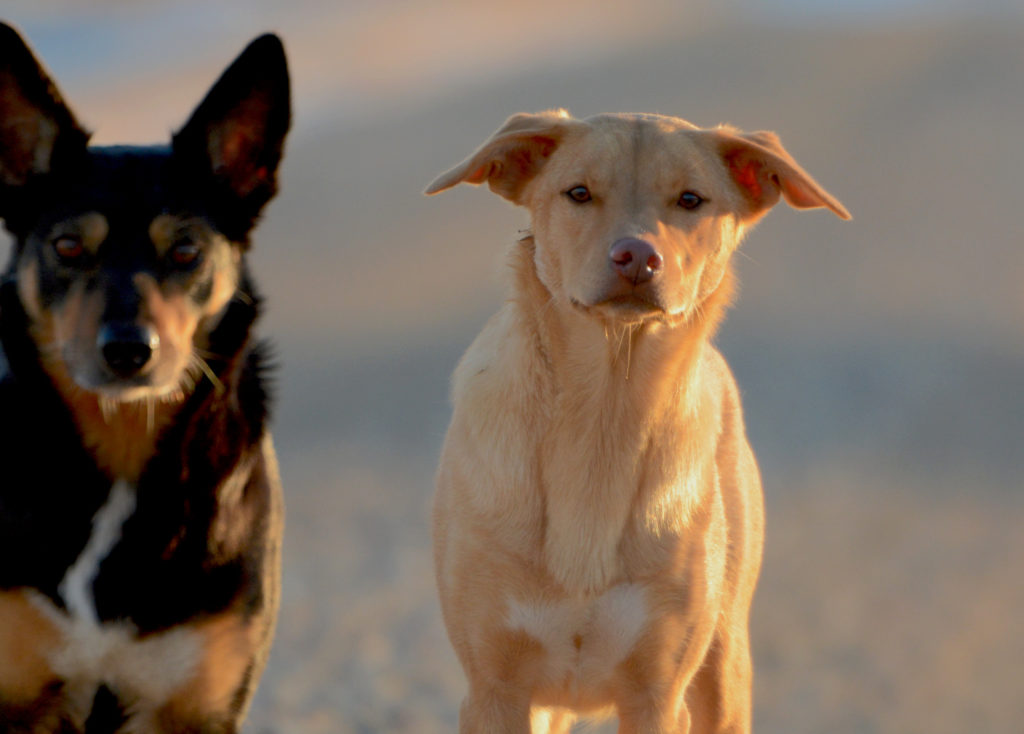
3, 1, 1023, 732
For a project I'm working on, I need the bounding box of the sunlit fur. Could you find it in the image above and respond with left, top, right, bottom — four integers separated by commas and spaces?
429, 110, 848, 733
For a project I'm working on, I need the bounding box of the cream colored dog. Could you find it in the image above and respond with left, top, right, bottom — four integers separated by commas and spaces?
427, 110, 848, 734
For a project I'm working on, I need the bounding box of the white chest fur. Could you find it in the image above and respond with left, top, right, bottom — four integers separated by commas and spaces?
59, 479, 135, 625
30, 480, 201, 705
505, 583, 649, 697
31, 595, 201, 704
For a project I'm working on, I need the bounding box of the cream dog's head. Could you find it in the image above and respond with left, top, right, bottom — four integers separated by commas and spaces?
427, 110, 848, 326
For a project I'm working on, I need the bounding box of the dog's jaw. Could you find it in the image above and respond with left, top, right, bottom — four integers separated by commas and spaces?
568, 289, 707, 336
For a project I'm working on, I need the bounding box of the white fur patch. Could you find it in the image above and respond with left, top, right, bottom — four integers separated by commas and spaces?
59, 480, 136, 625
32, 598, 202, 703
587, 583, 649, 665
505, 583, 649, 689
506, 598, 566, 644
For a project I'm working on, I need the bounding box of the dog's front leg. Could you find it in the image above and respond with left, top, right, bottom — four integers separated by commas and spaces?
459, 688, 531, 734
614, 658, 700, 734
618, 704, 690, 734
612, 539, 726, 734
458, 627, 547, 734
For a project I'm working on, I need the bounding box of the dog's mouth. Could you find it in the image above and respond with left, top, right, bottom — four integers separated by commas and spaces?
69, 367, 188, 404
90, 376, 187, 403
571, 293, 668, 323
56, 343, 198, 406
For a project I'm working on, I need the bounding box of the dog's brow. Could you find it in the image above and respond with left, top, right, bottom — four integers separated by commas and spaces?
49, 212, 108, 254
148, 214, 203, 256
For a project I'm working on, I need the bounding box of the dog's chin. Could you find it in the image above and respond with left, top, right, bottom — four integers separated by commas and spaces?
94, 383, 187, 405
571, 293, 679, 325
72, 370, 187, 405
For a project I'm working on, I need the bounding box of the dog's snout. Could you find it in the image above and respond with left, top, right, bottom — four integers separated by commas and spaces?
609, 238, 663, 285
98, 323, 160, 378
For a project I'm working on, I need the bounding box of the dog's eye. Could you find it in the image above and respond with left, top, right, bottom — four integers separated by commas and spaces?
565, 185, 592, 204
169, 241, 202, 267
678, 191, 704, 210
53, 235, 85, 262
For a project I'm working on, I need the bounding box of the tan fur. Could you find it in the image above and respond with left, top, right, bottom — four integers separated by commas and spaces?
0, 590, 60, 704
153, 612, 256, 730
28, 317, 178, 482
428, 110, 847, 733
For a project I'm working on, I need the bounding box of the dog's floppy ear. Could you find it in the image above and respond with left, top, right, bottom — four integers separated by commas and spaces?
0, 22, 89, 187
172, 33, 290, 217
714, 128, 850, 220
425, 110, 577, 203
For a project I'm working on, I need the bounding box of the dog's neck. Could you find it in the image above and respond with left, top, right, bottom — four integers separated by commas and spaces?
39, 354, 185, 484
511, 238, 734, 593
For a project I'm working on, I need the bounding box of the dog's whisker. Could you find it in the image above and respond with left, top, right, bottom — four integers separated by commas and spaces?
192, 353, 225, 395
145, 397, 155, 435
733, 249, 758, 266
613, 324, 629, 366
538, 294, 558, 321
624, 324, 636, 381
98, 395, 117, 424
179, 358, 202, 395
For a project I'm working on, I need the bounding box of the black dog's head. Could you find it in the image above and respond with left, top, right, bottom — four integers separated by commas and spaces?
0, 22, 289, 402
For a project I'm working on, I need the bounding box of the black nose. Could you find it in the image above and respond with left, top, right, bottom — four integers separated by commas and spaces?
98, 323, 159, 378
609, 238, 663, 284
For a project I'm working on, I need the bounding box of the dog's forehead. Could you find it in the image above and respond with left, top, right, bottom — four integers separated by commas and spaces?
31, 146, 214, 244
80, 146, 172, 212
563, 114, 710, 160
26, 146, 172, 230
551, 114, 717, 185
581, 112, 701, 132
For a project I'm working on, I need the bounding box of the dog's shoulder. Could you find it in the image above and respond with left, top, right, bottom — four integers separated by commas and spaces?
701, 345, 737, 391
453, 305, 527, 394
699, 346, 758, 482
697, 345, 748, 434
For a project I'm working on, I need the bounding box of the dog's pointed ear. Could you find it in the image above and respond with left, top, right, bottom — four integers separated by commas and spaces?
0, 22, 89, 187
172, 33, 290, 215
425, 110, 578, 203
714, 128, 850, 221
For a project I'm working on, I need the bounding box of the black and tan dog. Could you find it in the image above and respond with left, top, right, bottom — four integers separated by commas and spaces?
0, 23, 288, 733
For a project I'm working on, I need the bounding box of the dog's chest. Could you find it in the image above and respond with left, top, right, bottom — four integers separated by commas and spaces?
505, 583, 650, 700
33, 591, 203, 704
1, 479, 205, 714
59, 480, 136, 625
45, 480, 202, 689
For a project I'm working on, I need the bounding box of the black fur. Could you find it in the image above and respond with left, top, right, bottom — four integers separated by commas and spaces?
83, 686, 126, 734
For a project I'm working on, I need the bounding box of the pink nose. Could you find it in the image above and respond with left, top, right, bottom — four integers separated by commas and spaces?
609, 238, 663, 284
